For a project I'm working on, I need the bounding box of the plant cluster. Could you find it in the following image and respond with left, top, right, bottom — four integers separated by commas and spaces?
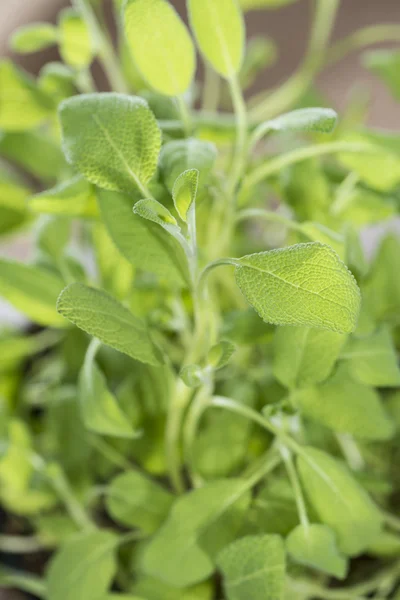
1, 0, 400, 599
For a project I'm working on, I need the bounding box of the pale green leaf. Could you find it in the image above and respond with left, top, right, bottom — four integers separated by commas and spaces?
240, 37, 277, 89
207, 340, 236, 369
172, 169, 199, 222
92, 222, 134, 300
11, 23, 58, 54
363, 49, 400, 101
133, 198, 180, 236
123, 0, 195, 96
235, 242, 361, 334
59, 8, 94, 69
188, 0, 245, 78
59, 93, 161, 195
340, 327, 400, 387
57, 282, 163, 365
29, 176, 98, 218
0, 259, 65, 327
97, 189, 189, 286
79, 342, 141, 438
217, 534, 285, 600
142, 479, 251, 587
286, 524, 347, 579
0, 330, 59, 374
240, 0, 298, 9
106, 470, 173, 534
160, 138, 217, 193
132, 577, 213, 600
0, 60, 53, 131
46, 531, 118, 600
297, 222, 345, 261
36, 216, 71, 260
298, 447, 383, 556
0, 568, 46, 598
292, 367, 394, 440
180, 364, 204, 388
367, 531, 400, 558
38, 61, 76, 102
273, 326, 346, 389
253, 108, 337, 144
0, 170, 31, 210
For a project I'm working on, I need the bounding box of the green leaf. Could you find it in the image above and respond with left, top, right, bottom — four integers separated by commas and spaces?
297, 222, 345, 261
297, 447, 383, 556
239, 37, 277, 89
217, 534, 286, 600
291, 367, 394, 440
97, 189, 189, 286
180, 364, 205, 388
106, 471, 173, 534
59, 8, 94, 69
142, 479, 251, 587
29, 176, 98, 218
273, 326, 345, 389
123, 0, 195, 96
340, 327, 400, 387
46, 531, 118, 600
79, 342, 141, 438
10, 23, 58, 54
36, 216, 71, 261
286, 524, 348, 580
363, 49, 400, 102
57, 283, 163, 365
173, 169, 199, 222
253, 108, 337, 144
133, 198, 180, 236
160, 138, 217, 193
0, 60, 53, 131
0, 259, 65, 327
235, 243, 361, 334
132, 577, 213, 600
207, 340, 236, 369
59, 93, 161, 195
38, 62, 76, 102
188, 0, 245, 78
240, 0, 298, 9
92, 222, 134, 300
0, 170, 31, 210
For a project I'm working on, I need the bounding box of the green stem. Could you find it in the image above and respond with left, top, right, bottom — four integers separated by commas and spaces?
241, 141, 373, 196
383, 511, 400, 533
235, 208, 305, 234
46, 463, 94, 531
249, 0, 339, 122
166, 378, 193, 493
279, 446, 309, 529
183, 383, 212, 487
0, 570, 47, 598
90, 435, 133, 471
326, 24, 400, 67
202, 64, 221, 112
228, 74, 248, 196
176, 95, 192, 137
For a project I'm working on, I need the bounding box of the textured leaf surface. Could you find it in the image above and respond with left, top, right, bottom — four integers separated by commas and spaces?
235, 243, 360, 333
0, 260, 65, 327
273, 325, 345, 389
29, 176, 98, 218
97, 189, 189, 286
298, 447, 383, 556
286, 524, 347, 579
132, 577, 213, 600
79, 342, 140, 438
46, 531, 117, 600
11, 23, 58, 53
142, 479, 251, 587
60, 93, 161, 194
160, 138, 217, 193
106, 471, 173, 534
57, 283, 163, 365
292, 368, 394, 440
173, 169, 199, 222
188, 0, 245, 78
217, 534, 285, 600
123, 0, 195, 96
254, 108, 337, 143
133, 198, 180, 236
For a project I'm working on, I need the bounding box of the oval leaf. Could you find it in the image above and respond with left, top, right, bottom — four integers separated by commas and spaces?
11, 23, 58, 54
133, 198, 180, 235
235, 242, 361, 334
172, 169, 199, 222
160, 138, 217, 193
59, 8, 94, 69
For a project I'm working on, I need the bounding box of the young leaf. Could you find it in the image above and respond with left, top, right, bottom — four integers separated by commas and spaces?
253, 108, 337, 144
286, 524, 348, 580
188, 0, 245, 78
340, 327, 400, 387
97, 189, 189, 286
58, 8, 94, 69
207, 341, 236, 370
217, 534, 286, 600
46, 531, 118, 600
142, 479, 251, 587
172, 169, 199, 222
0, 60, 53, 131
297, 447, 383, 556
10, 23, 58, 54
106, 471, 173, 534
59, 93, 161, 195
133, 198, 180, 236
180, 364, 205, 388
57, 283, 163, 366
273, 326, 346, 389
0, 260, 66, 327
79, 342, 141, 439
123, 0, 195, 96
36, 216, 71, 261
39, 62, 75, 102
160, 139, 217, 193
291, 367, 394, 440
235, 243, 361, 334
29, 176, 98, 218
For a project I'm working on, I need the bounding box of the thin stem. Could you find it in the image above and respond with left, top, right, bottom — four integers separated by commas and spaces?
166, 378, 193, 493
279, 446, 309, 529
383, 511, 400, 533
0, 534, 46, 554
228, 74, 248, 196
336, 433, 365, 471
241, 141, 373, 195
202, 64, 221, 113
46, 463, 94, 531
0, 570, 47, 598
90, 435, 133, 471
326, 25, 400, 67
235, 208, 305, 234
197, 258, 238, 298
183, 383, 212, 487
176, 95, 192, 137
